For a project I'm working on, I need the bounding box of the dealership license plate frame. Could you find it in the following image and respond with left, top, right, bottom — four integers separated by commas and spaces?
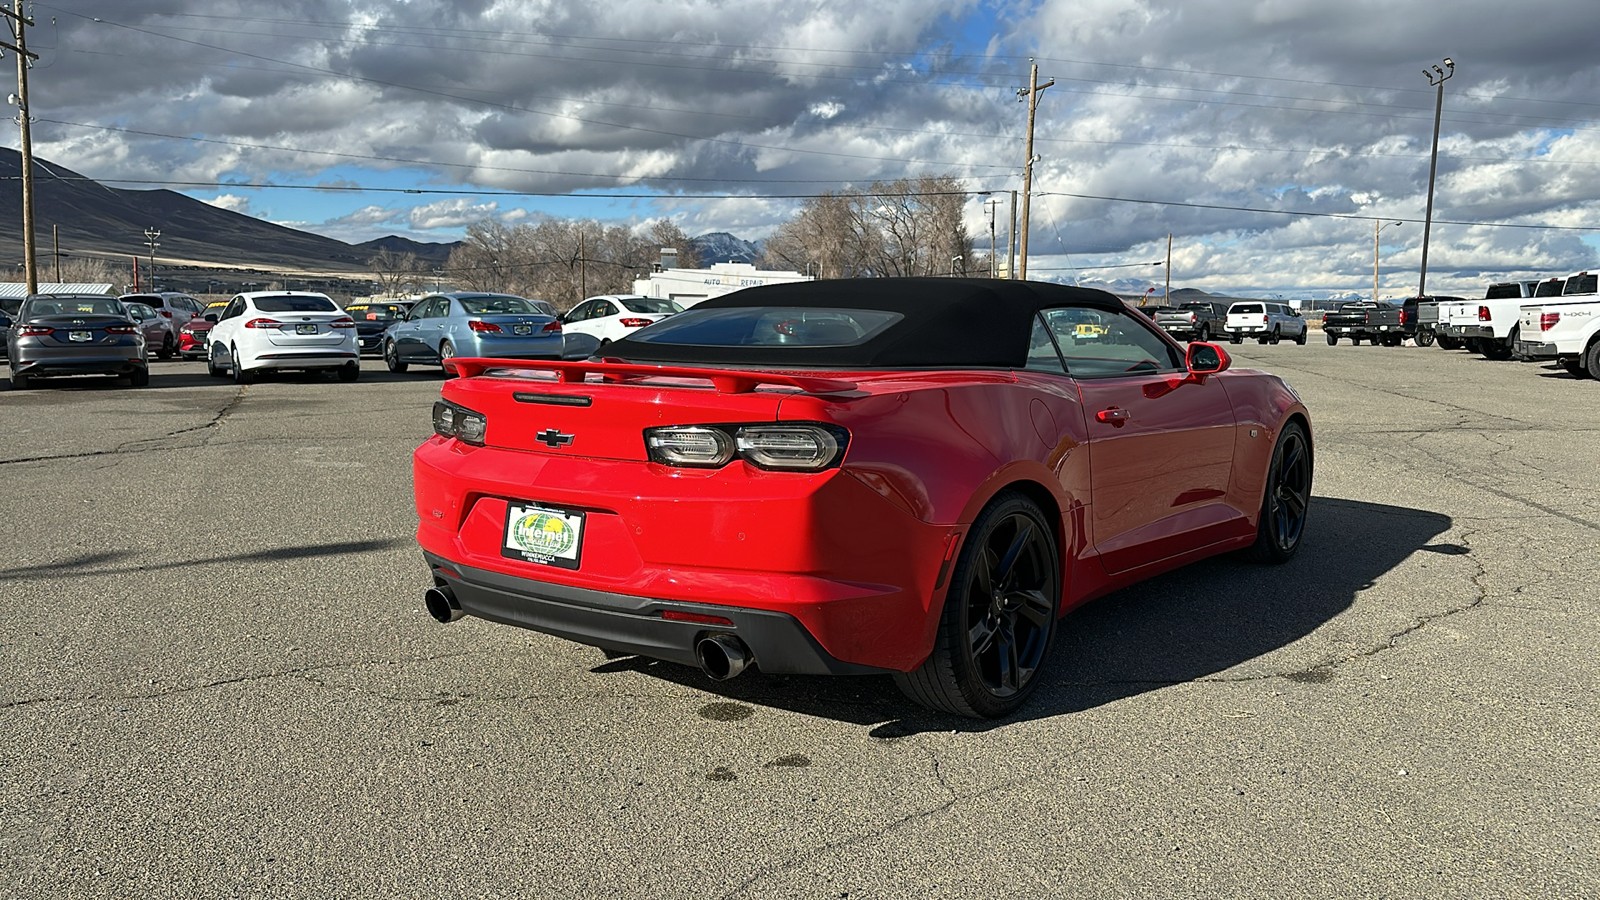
502, 501, 585, 570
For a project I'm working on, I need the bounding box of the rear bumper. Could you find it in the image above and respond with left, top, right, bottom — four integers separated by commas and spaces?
1515, 339, 1559, 360
1458, 325, 1495, 339
248, 350, 359, 370
10, 349, 146, 377
424, 553, 884, 675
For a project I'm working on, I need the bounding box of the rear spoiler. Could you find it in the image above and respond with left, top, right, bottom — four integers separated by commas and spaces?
444, 356, 859, 395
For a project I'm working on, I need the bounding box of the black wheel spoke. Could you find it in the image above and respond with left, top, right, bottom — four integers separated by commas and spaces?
968, 618, 998, 656
1014, 589, 1052, 629
992, 520, 1034, 589
995, 624, 1019, 693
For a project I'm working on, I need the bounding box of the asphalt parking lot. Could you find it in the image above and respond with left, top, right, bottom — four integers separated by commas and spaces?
2, 341, 1596, 899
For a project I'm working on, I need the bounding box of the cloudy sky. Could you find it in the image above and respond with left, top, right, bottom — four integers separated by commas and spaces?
15, 0, 1600, 297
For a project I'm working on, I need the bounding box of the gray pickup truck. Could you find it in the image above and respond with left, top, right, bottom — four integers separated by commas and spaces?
1322, 301, 1405, 346
1152, 301, 1229, 342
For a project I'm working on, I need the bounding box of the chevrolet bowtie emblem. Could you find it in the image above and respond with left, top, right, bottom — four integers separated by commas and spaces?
536, 428, 574, 448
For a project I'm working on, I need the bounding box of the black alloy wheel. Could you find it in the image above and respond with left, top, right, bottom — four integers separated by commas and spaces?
1246, 421, 1312, 563
895, 492, 1061, 718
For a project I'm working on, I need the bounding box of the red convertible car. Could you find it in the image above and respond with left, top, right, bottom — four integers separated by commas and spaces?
412, 278, 1312, 718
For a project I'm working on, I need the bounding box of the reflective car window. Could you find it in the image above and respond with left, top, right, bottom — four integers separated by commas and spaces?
253, 295, 339, 312
1043, 307, 1184, 379
620, 297, 681, 314
459, 296, 541, 315
627, 307, 901, 347
1024, 316, 1067, 374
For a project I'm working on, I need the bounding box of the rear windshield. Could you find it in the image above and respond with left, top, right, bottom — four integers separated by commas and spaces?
1229, 303, 1264, 314
1484, 283, 1525, 300
121, 294, 166, 308
1179, 303, 1212, 311
1534, 280, 1565, 298
619, 297, 683, 315
24, 297, 126, 317
1562, 273, 1598, 296
253, 295, 339, 313
624, 307, 901, 347
344, 303, 408, 321
459, 296, 543, 315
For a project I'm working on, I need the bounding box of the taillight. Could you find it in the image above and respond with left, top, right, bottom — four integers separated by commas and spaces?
244, 317, 283, 329
330, 317, 356, 329
1478, 306, 1491, 321
1541, 312, 1561, 331
1399, 309, 1410, 325
158, 309, 173, 318
542, 321, 562, 333
17, 325, 52, 335
1364, 312, 1372, 324
468, 320, 502, 333
1321, 313, 1329, 324
619, 317, 653, 328
1188, 313, 1198, 323
1261, 315, 1269, 324
105, 325, 138, 334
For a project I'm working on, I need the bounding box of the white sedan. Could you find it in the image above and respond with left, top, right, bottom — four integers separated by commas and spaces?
206, 291, 360, 384
560, 294, 683, 344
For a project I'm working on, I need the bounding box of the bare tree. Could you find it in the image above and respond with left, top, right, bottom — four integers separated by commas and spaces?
760, 176, 976, 279
369, 248, 424, 297
54, 255, 121, 286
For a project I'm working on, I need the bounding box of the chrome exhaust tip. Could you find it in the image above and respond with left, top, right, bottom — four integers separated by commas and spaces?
424, 586, 464, 624
695, 634, 751, 681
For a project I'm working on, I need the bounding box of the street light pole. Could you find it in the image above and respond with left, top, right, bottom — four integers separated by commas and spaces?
1418, 57, 1454, 299
1374, 220, 1401, 302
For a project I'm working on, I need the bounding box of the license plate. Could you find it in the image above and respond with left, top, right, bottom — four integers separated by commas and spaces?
513, 324, 532, 335
503, 502, 585, 569
69, 331, 92, 342
297, 324, 319, 335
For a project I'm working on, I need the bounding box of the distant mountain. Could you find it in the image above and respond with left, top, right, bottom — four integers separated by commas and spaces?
0, 148, 372, 273
353, 235, 461, 265
691, 232, 762, 265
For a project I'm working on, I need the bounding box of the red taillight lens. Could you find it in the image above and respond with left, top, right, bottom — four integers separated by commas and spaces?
244, 317, 283, 329
541, 321, 562, 333
1399, 310, 1410, 325
330, 317, 355, 329
1478, 306, 1491, 321
468, 320, 501, 333
1188, 313, 1198, 323
17, 325, 52, 335
105, 325, 138, 334
619, 317, 653, 328
1321, 313, 1329, 324
1541, 312, 1561, 331
158, 309, 173, 318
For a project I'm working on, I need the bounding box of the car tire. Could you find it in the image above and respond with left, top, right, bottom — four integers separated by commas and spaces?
231, 345, 255, 385
1197, 325, 1209, 342
10, 372, 29, 390
1270, 328, 1282, 344
1584, 340, 1600, 381
1230, 335, 1242, 344
1257, 333, 1269, 344
1351, 335, 1362, 346
1416, 328, 1436, 347
893, 490, 1060, 719
1326, 334, 1337, 346
1561, 358, 1587, 379
383, 340, 408, 373
438, 340, 456, 376
1295, 328, 1307, 345
157, 335, 176, 360
207, 344, 227, 378
1243, 420, 1312, 564
1483, 329, 1515, 361
128, 367, 150, 387
337, 362, 360, 382
1436, 335, 1459, 350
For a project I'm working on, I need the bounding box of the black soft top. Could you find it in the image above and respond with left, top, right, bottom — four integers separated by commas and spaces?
606, 277, 1126, 368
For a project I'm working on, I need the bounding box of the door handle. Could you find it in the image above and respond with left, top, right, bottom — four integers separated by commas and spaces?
1096, 407, 1131, 425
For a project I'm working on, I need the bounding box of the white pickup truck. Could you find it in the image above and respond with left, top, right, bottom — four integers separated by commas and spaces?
1436, 280, 1545, 358
1515, 271, 1600, 378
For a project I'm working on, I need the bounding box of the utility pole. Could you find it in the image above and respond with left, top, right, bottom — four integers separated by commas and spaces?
144, 228, 161, 291
1418, 57, 1454, 299
2, 0, 39, 293
1007, 190, 1018, 279
985, 199, 999, 278
1016, 61, 1053, 281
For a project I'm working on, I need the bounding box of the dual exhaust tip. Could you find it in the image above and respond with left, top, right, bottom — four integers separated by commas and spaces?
423, 585, 752, 681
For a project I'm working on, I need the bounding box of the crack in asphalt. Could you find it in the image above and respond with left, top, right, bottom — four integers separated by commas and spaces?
0, 648, 493, 711
0, 387, 247, 465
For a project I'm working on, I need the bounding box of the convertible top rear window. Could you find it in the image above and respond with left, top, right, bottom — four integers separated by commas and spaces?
625, 307, 900, 348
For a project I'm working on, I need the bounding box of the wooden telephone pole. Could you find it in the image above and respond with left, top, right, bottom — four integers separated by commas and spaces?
1016, 61, 1053, 281
2, 0, 38, 293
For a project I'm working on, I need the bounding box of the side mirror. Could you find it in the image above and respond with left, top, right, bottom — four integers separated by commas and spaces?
1186, 342, 1231, 376
204, 313, 219, 323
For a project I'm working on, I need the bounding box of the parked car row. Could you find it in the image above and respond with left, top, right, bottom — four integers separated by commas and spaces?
1151, 300, 1309, 345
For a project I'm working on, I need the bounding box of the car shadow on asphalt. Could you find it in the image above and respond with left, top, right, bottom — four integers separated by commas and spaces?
589, 497, 1455, 735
